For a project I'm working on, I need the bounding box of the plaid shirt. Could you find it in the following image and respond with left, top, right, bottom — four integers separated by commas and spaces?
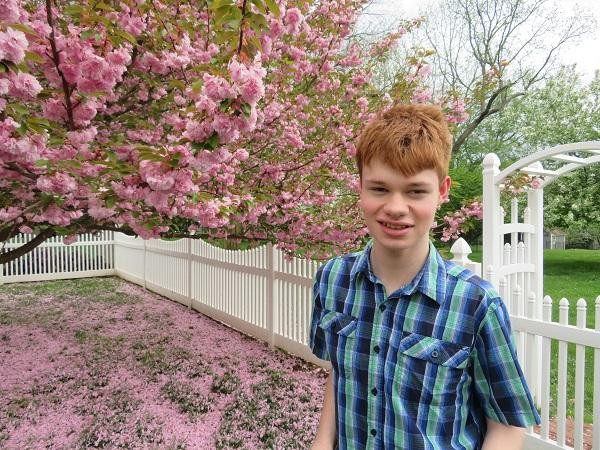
309, 242, 540, 450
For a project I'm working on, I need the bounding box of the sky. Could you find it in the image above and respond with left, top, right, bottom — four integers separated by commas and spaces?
360, 0, 600, 82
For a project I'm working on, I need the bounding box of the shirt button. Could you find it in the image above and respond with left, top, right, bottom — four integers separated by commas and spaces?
373, 345, 380, 354
371, 429, 377, 437
431, 350, 439, 359
371, 387, 378, 396
379, 304, 386, 312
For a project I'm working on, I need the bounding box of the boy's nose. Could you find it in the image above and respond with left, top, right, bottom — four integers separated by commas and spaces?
383, 195, 408, 216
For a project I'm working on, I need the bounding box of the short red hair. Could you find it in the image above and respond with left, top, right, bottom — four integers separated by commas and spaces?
356, 103, 452, 181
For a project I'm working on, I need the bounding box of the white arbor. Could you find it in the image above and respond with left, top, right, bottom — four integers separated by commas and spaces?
482, 141, 600, 314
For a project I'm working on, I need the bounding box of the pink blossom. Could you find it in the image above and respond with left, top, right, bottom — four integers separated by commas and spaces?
67, 127, 97, 145
62, 234, 78, 245
73, 99, 99, 125
0, 0, 21, 23
42, 98, 67, 122
118, 13, 146, 36
18, 224, 32, 233
530, 178, 542, 189
36, 172, 78, 195
411, 88, 432, 104
0, 27, 28, 63
284, 8, 304, 33
446, 99, 469, 124
7, 71, 43, 100
0, 206, 22, 221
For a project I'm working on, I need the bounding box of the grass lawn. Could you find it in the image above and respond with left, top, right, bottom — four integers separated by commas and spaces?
0, 278, 325, 449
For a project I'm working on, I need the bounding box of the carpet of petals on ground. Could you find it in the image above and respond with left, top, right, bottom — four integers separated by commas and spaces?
0, 277, 326, 449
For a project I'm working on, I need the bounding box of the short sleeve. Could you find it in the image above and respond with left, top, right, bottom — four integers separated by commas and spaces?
309, 266, 330, 361
472, 299, 541, 427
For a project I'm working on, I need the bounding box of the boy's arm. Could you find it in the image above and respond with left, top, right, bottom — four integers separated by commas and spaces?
482, 419, 525, 450
311, 370, 336, 450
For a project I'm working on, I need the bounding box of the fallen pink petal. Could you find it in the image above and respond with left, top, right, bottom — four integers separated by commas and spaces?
0, 277, 326, 449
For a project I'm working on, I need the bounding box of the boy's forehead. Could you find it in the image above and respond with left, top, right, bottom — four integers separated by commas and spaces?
362, 160, 441, 185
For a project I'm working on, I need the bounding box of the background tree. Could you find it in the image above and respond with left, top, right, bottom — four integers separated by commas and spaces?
416, 0, 593, 161
438, 67, 600, 245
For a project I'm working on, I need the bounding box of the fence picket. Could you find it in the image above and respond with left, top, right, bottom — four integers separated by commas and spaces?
557, 298, 569, 447
574, 299, 587, 450
594, 296, 600, 449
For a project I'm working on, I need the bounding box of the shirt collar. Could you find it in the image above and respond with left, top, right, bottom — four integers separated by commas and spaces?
351, 241, 448, 305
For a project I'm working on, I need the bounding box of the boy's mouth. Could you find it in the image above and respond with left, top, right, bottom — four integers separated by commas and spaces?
380, 221, 412, 230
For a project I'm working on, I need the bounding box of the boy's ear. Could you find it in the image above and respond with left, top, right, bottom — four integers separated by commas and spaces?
438, 176, 451, 204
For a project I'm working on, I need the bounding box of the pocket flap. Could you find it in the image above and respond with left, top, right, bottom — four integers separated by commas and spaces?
398, 333, 470, 369
318, 310, 358, 337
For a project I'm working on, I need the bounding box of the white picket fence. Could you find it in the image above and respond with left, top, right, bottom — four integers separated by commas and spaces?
1, 232, 599, 449
0, 231, 115, 283
113, 233, 324, 366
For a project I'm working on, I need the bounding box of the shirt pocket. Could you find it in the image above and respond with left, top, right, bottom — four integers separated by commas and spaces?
318, 310, 358, 372
318, 310, 358, 338
392, 333, 471, 411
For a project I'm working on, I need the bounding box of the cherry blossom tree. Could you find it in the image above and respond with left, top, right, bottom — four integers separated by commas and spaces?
1, 0, 444, 263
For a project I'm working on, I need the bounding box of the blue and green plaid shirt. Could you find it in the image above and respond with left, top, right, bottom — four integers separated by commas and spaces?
309, 241, 540, 449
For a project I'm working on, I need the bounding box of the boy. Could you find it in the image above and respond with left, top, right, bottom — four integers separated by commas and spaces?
309, 104, 540, 450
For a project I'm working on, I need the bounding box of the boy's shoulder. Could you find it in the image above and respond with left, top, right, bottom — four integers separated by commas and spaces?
443, 257, 501, 302
316, 248, 366, 280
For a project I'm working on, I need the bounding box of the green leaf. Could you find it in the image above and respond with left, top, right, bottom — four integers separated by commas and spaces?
264, 0, 280, 16
95, 2, 114, 11
113, 29, 138, 45
210, 0, 235, 10
191, 79, 203, 94
219, 98, 233, 111
190, 132, 220, 153
170, 79, 186, 91
64, 5, 84, 17
169, 152, 182, 168
214, 5, 242, 26
206, 132, 220, 149
25, 51, 45, 63
241, 103, 252, 117
9, 23, 39, 36
105, 195, 118, 208
251, 0, 267, 14
246, 12, 268, 32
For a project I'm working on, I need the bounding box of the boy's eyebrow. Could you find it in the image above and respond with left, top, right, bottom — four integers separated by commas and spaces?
405, 181, 433, 188
364, 179, 434, 188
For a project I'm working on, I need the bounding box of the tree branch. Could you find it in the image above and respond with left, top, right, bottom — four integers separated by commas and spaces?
0, 228, 56, 265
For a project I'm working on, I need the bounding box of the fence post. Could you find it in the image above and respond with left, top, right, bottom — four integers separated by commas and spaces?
266, 243, 275, 349
449, 238, 481, 276
482, 153, 501, 288
142, 239, 147, 290
187, 238, 192, 308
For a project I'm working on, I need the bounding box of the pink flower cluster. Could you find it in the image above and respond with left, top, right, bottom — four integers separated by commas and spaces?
440, 200, 483, 242
0, 27, 27, 63
445, 99, 469, 124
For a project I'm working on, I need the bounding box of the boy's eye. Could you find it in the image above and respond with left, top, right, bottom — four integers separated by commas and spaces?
369, 187, 387, 192
409, 190, 428, 195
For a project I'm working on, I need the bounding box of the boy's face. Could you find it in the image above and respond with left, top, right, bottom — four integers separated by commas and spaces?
359, 158, 450, 257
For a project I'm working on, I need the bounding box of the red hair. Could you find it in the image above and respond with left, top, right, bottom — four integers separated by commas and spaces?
356, 104, 452, 180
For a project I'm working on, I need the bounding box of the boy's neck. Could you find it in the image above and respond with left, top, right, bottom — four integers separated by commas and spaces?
370, 239, 430, 295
